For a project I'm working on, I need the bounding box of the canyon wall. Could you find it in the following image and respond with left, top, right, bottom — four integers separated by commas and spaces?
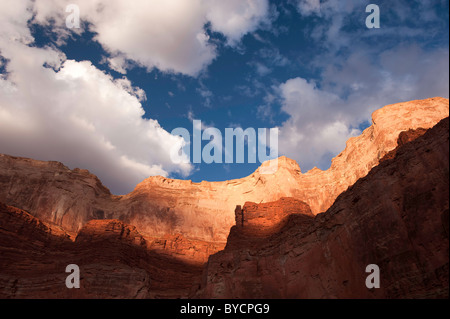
0, 97, 448, 261
0, 203, 203, 298
0, 100, 448, 299
195, 117, 449, 298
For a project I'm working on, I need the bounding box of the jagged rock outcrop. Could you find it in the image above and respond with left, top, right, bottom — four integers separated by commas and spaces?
234, 197, 313, 236
380, 127, 429, 162
0, 203, 203, 298
226, 198, 314, 252
195, 117, 449, 299
0, 97, 448, 257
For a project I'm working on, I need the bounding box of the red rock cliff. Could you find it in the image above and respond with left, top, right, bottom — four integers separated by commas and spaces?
0, 203, 203, 299
0, 97, 447, 254
0, 99, 448, 299
195, 117, 449, 299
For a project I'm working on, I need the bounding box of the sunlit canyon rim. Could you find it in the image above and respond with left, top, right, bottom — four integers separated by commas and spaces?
0, 97, 449, 298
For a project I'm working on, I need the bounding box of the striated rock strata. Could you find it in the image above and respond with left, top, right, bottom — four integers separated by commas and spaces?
0, 97, 447, 257
0, 98, 448, 299
195, 117, 449, 299
0, 203, 203, 298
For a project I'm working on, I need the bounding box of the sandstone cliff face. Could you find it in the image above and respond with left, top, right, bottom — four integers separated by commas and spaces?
0, 157, 116, 238
75, 219, 148, 247
0, 99, 448, 299
0, 97, 447, 252
0, 203, 203, 299
195, 117, 449, 299
233, 197, 313, 238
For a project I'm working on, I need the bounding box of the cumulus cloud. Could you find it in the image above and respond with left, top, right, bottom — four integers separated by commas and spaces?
0, 49, 191, 194
277, 78, 361, 170
0, 0, 197, 194
206, 0, 271, 45
0, 0, 273, 194
296, 0, 322, 16
32, 0, 271, 76
273, 0, 449, 172
277, 44, 449, 171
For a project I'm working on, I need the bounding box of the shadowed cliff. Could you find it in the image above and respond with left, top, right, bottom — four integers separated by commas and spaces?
195, 117, 449, 298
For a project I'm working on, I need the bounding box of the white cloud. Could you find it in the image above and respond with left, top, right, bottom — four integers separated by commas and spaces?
0, 0, 34, 44
0, 50, 191, 194
0, 0, 196, 194
251, 62, 272, 76
103, 55, 130, 75
206, 0, 271, 45
296, 0, 321, 16
31, 0, 271, 76
277, 44, 449, 172
276, 1, 449, 172
277, 78, 360, 170
0, 0, 273, 194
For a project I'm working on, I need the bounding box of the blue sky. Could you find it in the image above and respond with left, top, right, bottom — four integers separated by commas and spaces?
0, 0, 449, 194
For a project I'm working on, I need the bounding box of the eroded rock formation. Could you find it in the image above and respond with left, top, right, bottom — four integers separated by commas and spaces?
0, 98, 448, 299
0, 203, 203, 298
0, 97, 448, 253
195, 117, 449, 299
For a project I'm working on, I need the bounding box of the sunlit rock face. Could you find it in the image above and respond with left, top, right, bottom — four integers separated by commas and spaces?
195, 117, 449, 299
0, 97, 447, 249
0, 98, 448, 299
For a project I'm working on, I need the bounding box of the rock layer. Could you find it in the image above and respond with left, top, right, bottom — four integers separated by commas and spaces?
195, 117, 449, 299
0, 203, 203, 299
234, 197, 313, 237
0, 98, 448, 299
0, 97, 448, 252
